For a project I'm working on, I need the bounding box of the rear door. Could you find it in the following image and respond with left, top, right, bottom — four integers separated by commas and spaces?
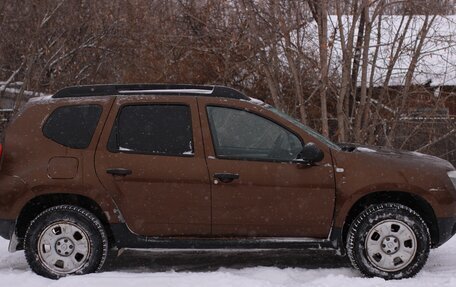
95, 95, 211, 236
198, 97, 336, 238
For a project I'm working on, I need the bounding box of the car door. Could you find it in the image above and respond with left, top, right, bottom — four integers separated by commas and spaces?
198, 97, 336, 238
95, 95, 211, 236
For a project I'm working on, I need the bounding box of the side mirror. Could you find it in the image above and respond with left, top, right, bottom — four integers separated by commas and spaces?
295, 142, 324, 164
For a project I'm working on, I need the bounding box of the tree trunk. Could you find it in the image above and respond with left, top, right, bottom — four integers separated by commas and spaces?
308, 0, 329, 136
368, 14, 413, 144
387, 14, 436, 146
354, 1, 371, 142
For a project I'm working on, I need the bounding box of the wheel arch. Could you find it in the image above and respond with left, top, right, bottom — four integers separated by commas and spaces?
341, 191, 438, 249
15, 193, 113, 249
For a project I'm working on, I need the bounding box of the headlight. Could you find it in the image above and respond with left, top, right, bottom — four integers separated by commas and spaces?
449, 171, 456, 190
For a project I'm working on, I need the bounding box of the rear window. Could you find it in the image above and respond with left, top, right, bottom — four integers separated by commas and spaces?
43, 105, 102, 149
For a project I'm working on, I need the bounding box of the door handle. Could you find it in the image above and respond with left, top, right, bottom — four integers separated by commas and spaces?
106, 168, 132, 176
214, 173, 239, 184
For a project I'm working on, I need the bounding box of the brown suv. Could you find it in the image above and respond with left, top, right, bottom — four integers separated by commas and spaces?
1, 84, 456, 279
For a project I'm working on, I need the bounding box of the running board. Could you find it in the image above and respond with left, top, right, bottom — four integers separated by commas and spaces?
111, 224, 338, 250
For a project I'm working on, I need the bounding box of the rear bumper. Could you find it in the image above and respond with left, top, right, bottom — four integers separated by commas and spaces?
435, 217, 456, 247
0, 219, 14, 240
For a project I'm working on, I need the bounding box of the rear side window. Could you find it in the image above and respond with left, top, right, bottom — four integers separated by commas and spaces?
108, 104, 193, 156
43, 105, 102, 149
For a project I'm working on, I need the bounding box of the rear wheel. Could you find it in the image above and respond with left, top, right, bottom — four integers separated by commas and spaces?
24, 205, 108, 279
346, 203, 430, 279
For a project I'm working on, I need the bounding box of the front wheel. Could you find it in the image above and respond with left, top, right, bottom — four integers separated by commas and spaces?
346, 203, 430, 279
24, 205, 108, 279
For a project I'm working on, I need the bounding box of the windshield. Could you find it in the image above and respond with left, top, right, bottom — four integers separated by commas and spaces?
265, 105, 341, 151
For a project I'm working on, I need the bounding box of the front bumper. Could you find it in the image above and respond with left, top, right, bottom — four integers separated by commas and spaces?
435, 217, 456, 247
0, 219, 14, 240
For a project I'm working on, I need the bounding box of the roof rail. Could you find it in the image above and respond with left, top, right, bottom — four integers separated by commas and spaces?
52, 84, 248, 100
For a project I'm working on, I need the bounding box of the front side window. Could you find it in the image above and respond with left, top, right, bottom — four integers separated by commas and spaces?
43, 105, 102, 149
207, 106, 302, 161
108, 104, 193, 156
266, 105, 341, 150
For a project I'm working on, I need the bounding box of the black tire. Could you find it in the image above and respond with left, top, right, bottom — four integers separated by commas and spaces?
346, 203, 430, 279
24, 205, 108, 279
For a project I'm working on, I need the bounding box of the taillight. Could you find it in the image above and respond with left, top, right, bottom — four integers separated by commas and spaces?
0, 143, 2, 158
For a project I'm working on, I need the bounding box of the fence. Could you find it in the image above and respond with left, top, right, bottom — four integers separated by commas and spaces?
396, 118, 456, 166
0, 92, 455, 167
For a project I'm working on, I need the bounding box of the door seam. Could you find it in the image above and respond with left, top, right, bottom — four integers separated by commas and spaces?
195, 97, 213, 235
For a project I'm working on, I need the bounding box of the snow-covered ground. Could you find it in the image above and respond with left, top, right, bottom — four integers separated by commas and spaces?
1, 236, 456, 286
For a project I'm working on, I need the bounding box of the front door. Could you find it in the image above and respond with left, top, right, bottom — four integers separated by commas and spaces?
198, 97, 335, 238
95, 96, 211, 236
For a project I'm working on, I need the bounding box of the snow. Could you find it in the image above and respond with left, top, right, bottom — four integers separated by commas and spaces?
0, 83, 49, 98
247, 97, 266, 106
118, 89, 213, 95
118, 147, 133, 152
356, 147, 377, 153
2, 236, 456, 286
293, 15, 456, 87
359, 15, 456, 87
240, 97, 270, 108
411, 151, 427, 157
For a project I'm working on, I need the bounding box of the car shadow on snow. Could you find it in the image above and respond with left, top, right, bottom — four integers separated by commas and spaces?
102, 249, 351, 273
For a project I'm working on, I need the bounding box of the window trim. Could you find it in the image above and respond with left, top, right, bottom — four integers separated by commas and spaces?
42, 104, 102, 149
206, 105, 304, 163
107, 103, 195, 157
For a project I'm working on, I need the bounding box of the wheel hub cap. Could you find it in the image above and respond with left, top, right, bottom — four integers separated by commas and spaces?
381, 236, 400, 255
55, 238, 75, 257
37, 222, 91, 274
365, 219, 417, 272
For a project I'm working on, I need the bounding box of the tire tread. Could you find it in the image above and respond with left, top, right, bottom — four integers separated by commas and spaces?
346, 203, 430, 279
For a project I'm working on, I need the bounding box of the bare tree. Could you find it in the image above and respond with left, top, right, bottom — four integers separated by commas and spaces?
308, 0, 330, 136
1, 0, 455, 164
